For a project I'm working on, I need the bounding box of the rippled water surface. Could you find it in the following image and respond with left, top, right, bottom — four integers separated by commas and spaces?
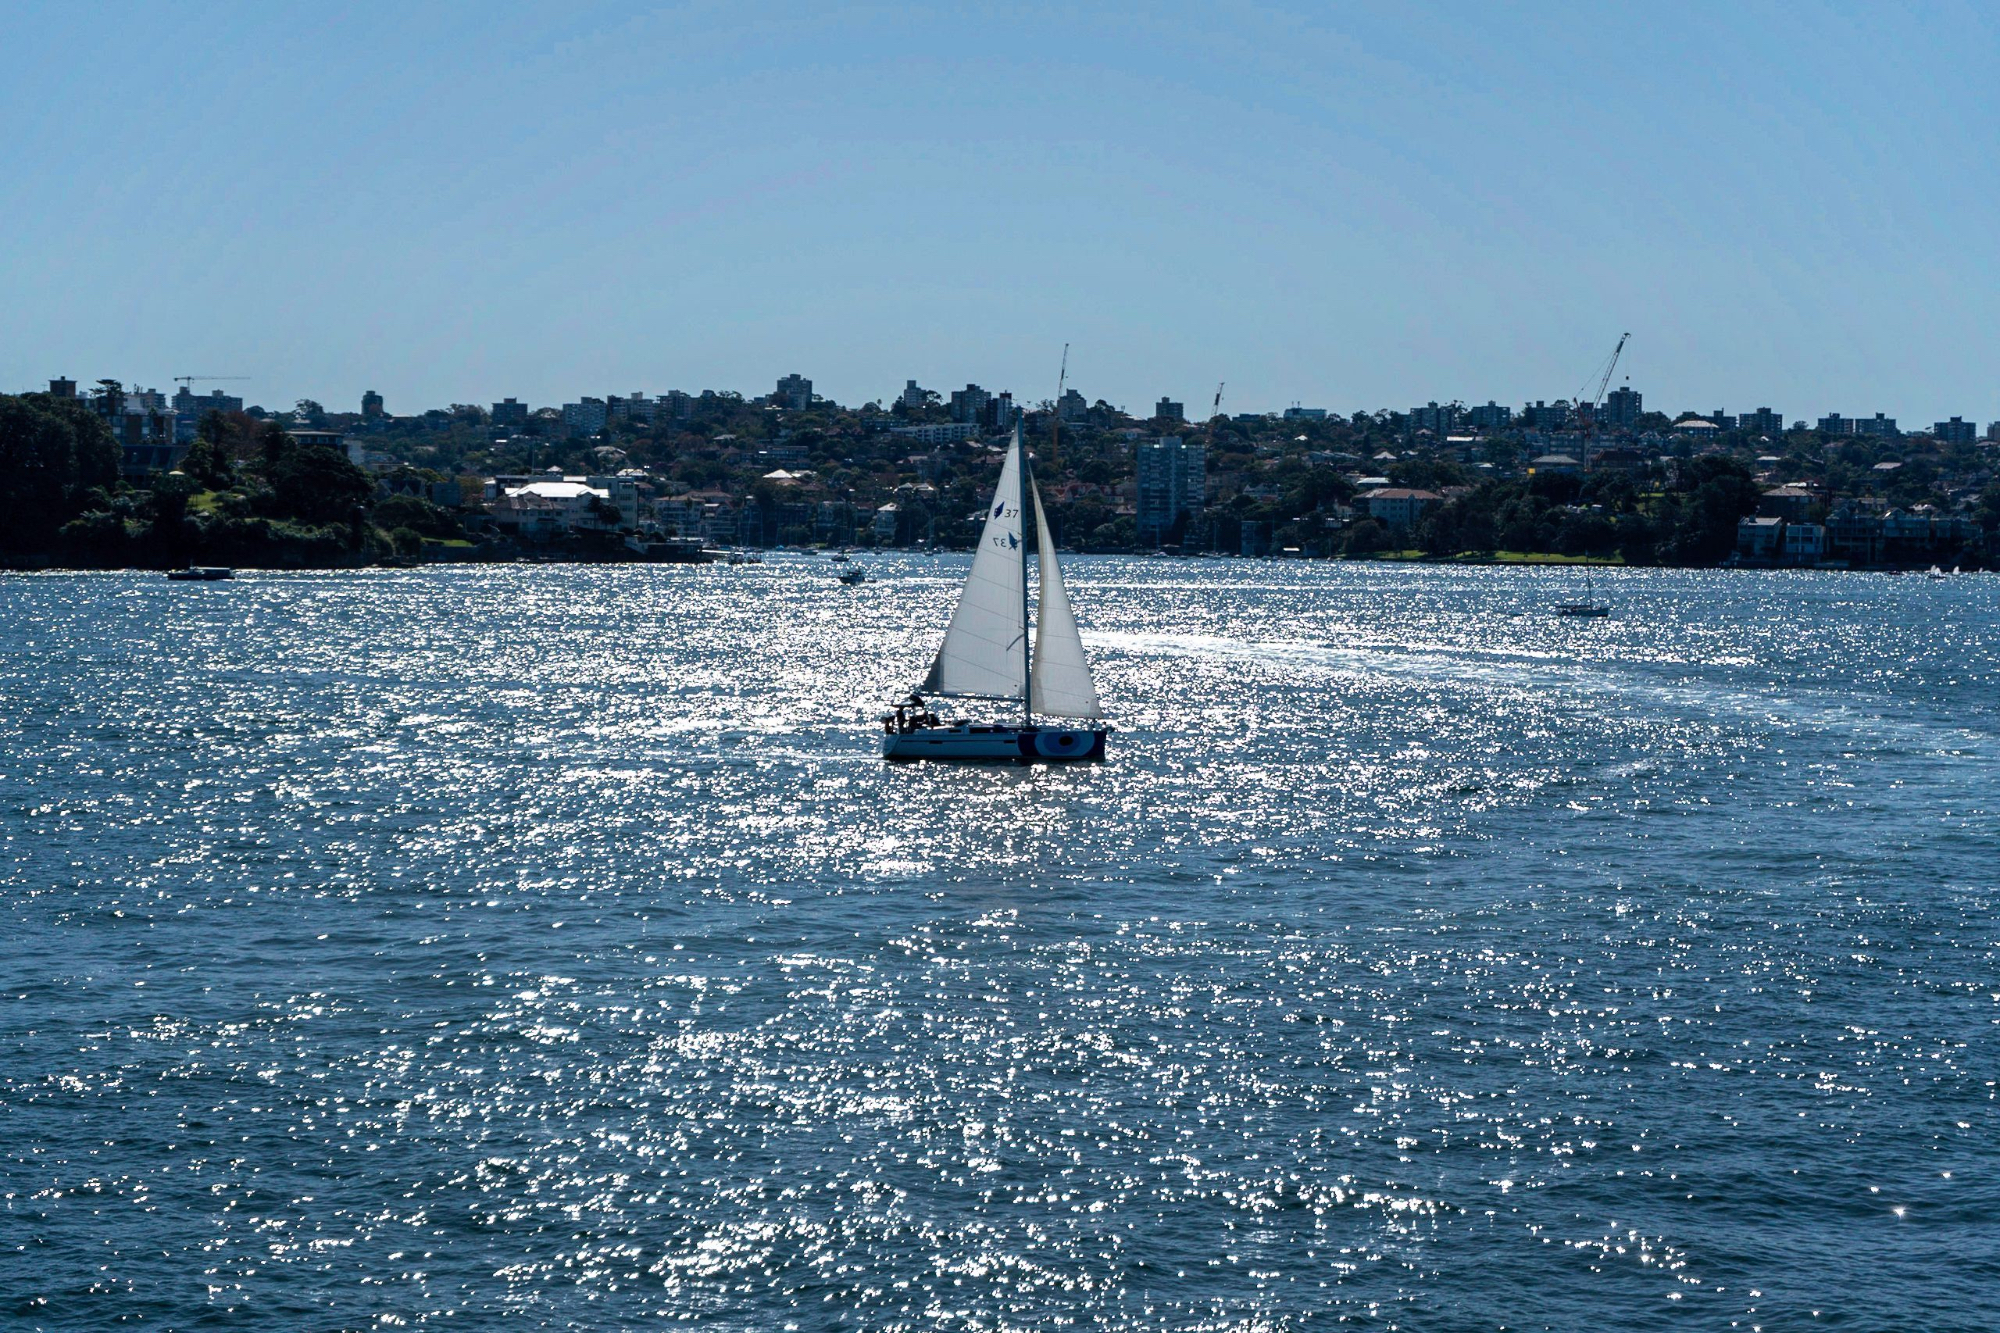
3, 559, 1997, 1330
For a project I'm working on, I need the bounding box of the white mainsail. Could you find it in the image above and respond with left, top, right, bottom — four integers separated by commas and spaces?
921, 431, 1026, 698
1028, 479, 1102, 719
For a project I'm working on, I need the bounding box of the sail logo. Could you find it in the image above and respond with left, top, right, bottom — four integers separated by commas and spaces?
995, 532, 1020, 550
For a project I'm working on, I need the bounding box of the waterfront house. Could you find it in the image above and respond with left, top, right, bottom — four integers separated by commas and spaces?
873, 503, 899, 542
1363, 488, 1443, 533
1736, 515, 1783, 561
1881, 508, 1930, 552
1759, 486, 1815, 521
1827, 503, 1886, 566
1781, 522, 1825, 563
490, 474, 640, 541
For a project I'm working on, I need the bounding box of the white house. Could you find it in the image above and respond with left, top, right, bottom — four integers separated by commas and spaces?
490, 473, 639, 539
1362, 487, 1443, 533
872, 502, 899, 541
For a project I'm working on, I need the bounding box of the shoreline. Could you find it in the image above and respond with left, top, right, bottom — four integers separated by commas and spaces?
2, 550, 1986, 576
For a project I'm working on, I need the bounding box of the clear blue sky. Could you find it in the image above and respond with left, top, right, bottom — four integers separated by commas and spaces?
2, 1, 1994, 422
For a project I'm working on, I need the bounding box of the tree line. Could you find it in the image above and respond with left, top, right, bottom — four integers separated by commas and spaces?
0, 391, 420, 568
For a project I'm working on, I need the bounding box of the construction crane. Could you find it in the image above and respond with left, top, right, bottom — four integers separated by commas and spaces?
1576, 333, 1629, 424
173, 374, 250, 388
1050, 343, 1070, 468
1212, 382, 1225, 419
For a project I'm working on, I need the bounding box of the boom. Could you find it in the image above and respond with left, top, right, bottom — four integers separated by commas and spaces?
1580, 333, 1629, 418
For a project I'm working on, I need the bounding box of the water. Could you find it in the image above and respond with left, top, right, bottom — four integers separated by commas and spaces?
2, 559, 1995, 1330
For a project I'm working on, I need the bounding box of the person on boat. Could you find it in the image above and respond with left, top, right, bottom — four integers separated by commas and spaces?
886, 694, 936, 734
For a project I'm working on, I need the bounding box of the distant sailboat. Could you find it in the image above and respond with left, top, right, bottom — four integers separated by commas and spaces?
1555, 565, 1610, 617
881, 422, 1108, 762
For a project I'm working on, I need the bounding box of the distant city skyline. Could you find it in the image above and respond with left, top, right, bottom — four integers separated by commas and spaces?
3, 2, 1996, 420
31, 371, 1996, 438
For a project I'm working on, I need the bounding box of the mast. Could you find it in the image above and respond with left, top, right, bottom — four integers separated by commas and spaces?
1019, 425, 1033, 725
1051, 343, 1068, 470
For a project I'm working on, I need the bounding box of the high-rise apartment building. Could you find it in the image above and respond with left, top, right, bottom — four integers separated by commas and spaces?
561, 397, 608, 435
948, 383, 990, 425
1820, 412, 1898, 437
170, 385, 244, 442
491, 397, 529, 427
945, 384, 1014, 430
609, 392, 655, 423
171, 385, 242, 417
774, 374, 812, 411
1739, 407, 1784, 437
1602, 385, 1642, 429
1408, 402, 1457, 435
1136, 436, 1206, 543
361, 389, 385, 419
1155, 397, 1184, 422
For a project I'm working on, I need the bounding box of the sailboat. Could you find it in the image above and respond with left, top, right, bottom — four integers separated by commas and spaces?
1555, 564, 1610, 617
881, 422, 1108, 762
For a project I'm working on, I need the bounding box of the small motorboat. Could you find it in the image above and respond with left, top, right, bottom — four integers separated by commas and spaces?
837, 567, 868, 585
166, 566, 234, 581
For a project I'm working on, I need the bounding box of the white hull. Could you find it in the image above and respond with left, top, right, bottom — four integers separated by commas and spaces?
882, 423, 1108, 764
882, 723, 1107, 763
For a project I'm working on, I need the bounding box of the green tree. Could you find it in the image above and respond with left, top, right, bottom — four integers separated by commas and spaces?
259, 419, 292, 469
1387, 457, 1465, 491
1975, 481, 2000, 539
91, 379, 125, 418
1664, 456, 1761, 564
0, 394, 122, 553
371, 492, 461, 538
180, 434, 233, 488
1343, 518, 1389, 555
148, 468, 198, 546
269, 442, 376, 525
1088, 516, 1136, 551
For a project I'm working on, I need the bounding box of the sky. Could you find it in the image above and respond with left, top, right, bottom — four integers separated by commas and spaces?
2, 1, 1995, 422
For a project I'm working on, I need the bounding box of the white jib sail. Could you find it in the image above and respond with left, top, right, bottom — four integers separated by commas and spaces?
922, 429, 1026, 698
1029, 478, 1103, 719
